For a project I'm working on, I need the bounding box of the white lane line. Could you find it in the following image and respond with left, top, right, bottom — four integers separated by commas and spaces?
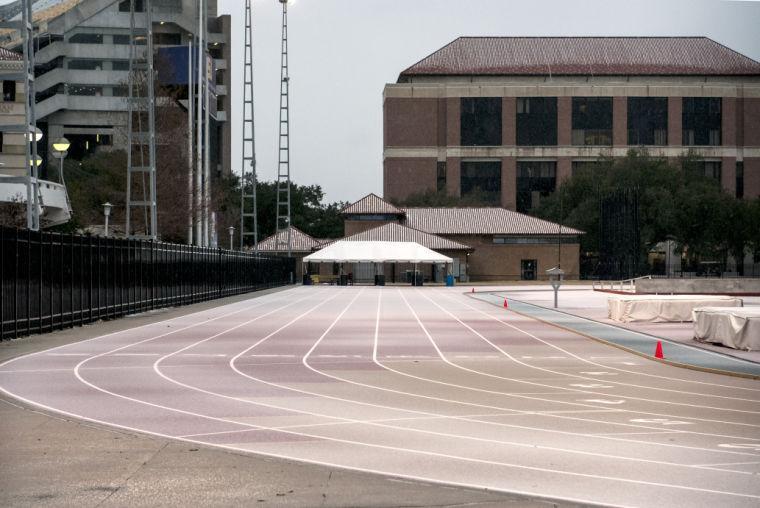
10, 385, 755, 508
110, 353, 160, 357
412, 290, 760, 432
457, 293, 760, 395
580, 399, 626, 405
274, 291, 760, 456
0, 287, 302, 371
137, 288, 760, 487
694, 461, 760, 468
167, 288, 760, 488
592, 431, 681, 436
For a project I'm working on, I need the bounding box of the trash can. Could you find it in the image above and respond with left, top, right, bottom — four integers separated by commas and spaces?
302, 274, 312, 286
375, 274, 385, 286
339, 274, 348, 286
445, 274, 454, 287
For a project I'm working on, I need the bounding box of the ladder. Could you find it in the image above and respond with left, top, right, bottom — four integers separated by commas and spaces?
274, 0, 291, 256
125, 0, 158, 240
239, 0, 258, 251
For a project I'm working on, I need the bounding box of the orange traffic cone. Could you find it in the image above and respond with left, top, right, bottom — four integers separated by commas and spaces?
654, 341, 664, 359
503, 298, 509, 309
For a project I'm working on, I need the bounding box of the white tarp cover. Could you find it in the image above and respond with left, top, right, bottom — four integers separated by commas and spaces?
693, 307, 760, 351
607, 294, 743, 323
303, 241, 453, 264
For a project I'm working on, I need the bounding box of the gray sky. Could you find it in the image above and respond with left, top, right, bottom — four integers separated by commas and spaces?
216, 0, 760, 204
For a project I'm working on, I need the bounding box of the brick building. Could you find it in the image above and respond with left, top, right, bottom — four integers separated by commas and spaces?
259, 193, 582, 282
383, 37, 760, 211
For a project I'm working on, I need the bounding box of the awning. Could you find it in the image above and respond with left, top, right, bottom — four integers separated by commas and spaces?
303, 241, 453, 264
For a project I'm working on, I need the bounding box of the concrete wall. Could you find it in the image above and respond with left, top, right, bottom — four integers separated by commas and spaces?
636, 278, 760, 295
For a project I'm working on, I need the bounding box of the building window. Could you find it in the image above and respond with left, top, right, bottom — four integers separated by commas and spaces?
690, 160, 722, 181
460, 97, 502, 146
68, 85, 103, 96
572, 97, 612, 145
571, 160, 602, 178
154, 33, 182, 45
69, 33, 104, 44
736, 162, 744, 199
0, 131, 4, 152
517, 161, 556, 213
113, 34, 131, 44
112, 60, 130, 71
521, 260, 537, 281
436, 161, 446, 192
516, 97, 557, 146
683, 97, 721, 146
112, 86, 129, 97
119, 0, 145, 12
628, 97, 667, 145
2, 80, 15, 102
460, 160, 501, 205
68, 59, 104, 70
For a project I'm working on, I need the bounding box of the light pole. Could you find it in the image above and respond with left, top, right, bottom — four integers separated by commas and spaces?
228, 226, 235, 251
51, 137, 70, 186
103, 202, 112, 237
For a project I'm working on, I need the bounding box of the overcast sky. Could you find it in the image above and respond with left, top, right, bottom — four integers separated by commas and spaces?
216, 0, 760, 204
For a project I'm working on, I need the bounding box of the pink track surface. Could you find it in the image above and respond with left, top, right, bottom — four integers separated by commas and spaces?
1, 286, 759, 507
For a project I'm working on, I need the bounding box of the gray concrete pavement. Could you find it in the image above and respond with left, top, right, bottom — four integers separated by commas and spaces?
0, 287, 555, 508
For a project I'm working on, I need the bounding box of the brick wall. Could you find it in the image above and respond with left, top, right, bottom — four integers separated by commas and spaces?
384, 97, 439, 147
383, 157, 437, 202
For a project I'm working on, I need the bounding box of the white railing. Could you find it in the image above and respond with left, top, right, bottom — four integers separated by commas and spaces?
592, 275, 652, 293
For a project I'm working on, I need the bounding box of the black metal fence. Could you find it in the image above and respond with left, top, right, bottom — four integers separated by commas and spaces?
1, 227, 295, 340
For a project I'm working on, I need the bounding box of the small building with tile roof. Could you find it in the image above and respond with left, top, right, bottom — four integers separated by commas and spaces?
260, 193, 583, 283
384, 36, 760, 210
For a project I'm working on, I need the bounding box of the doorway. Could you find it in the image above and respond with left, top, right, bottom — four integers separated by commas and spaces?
521, 259, 537, 280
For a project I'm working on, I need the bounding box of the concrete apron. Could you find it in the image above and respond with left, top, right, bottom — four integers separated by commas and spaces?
472, 292, 760, 379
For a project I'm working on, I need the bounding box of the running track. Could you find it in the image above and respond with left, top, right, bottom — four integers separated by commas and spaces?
1, 286, 759, 507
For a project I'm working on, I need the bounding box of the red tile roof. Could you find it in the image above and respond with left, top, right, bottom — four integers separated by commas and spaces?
403, 207, 584, 236
342, 223, 471, 251
400, 37, 760, 78
257, 226, 322, 253
341, 193, 405, 216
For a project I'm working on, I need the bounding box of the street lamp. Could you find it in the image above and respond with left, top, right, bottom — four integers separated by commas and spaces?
228, 226, 235, 251
103, 202, 112, 237
546, 266, 565, 309
51, 137, 70, 186
26, 127, 43, 142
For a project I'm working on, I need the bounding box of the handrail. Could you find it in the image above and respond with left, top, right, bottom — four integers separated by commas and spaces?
592, 275, 651, 293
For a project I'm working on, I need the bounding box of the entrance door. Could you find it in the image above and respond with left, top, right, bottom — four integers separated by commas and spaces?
521, 259, 537, 280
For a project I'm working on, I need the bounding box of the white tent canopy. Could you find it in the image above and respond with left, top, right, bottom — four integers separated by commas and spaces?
303, 241, 453, 264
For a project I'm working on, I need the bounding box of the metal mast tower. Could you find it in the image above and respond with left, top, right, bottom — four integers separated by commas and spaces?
21, 0, 39, 230
125, 0, 158, 240
240, 0, 258, 250
274, 0, 291, 256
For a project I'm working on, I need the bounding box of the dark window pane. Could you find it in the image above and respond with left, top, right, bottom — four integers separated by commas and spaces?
461, 97, 502, 146
155, 33, 182, 45
683, 97, 721, 146
571, 160, 602, 178
119, 0, 145, 12
460, 160, 501, 204
3, 80, 15, 102
436, 161, 446, 192
736, 161, 744, 199
627, 97, 668, 145
69, 33, 103, 44
68, 59, 103, 70
572, 97, 612, 145
113, 34, 131, 44
517, 161, 556, 213
516, 97, 557, 146
112, 60, 130, 71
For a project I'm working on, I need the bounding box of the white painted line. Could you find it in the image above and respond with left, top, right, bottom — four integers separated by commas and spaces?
110, 353, 160, 357
570, 384, 614, 389
581, 399, 626, 405
629, 418, 693, 426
